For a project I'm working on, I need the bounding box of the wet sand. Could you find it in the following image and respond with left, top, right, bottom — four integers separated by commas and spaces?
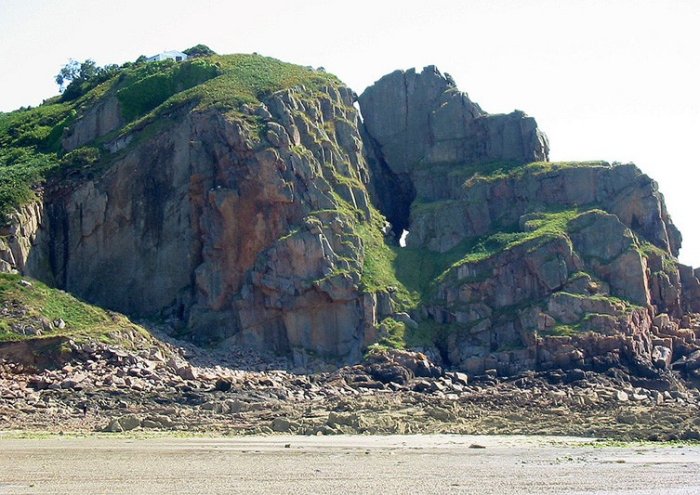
1, 434, 699, 494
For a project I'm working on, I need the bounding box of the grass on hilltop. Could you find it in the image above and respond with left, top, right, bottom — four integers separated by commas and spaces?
0, 53, 342, 220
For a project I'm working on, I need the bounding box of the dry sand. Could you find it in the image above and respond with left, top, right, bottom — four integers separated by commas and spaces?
1, 434, 699, 494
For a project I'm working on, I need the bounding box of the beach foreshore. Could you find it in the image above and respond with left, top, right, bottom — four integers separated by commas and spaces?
1, 434, 699, 494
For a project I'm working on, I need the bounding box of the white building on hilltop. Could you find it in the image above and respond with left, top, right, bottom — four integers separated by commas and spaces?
146, 50, 188, 63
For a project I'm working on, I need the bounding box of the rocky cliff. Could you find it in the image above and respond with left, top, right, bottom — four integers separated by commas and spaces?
359, 66, 699, 378
3, 55, 409, 364
360, 66, 549, 238
1, 54, 699, 378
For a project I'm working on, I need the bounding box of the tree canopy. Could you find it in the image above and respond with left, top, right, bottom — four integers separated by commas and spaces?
55, 59, 119, 100
183, 44, 217, 58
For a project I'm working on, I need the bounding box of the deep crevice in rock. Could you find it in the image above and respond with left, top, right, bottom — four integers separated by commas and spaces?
360, 124, 415, 242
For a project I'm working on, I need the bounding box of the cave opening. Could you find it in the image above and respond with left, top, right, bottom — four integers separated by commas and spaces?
376, 170, 416, 245
360, 125, 416, 245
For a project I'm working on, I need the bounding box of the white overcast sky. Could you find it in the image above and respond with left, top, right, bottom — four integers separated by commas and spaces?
1, 0, 698, 265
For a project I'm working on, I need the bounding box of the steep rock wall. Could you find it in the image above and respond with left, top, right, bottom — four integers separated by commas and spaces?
1, 59, 699, 377
359, 65, 700, 376
0, 202, 44, 274
20, 82, 396, 363
62, 95, 124, 152
360, 65, 549, 237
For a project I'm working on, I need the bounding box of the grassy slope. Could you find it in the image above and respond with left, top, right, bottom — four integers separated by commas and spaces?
0, 273, 150, 345
0, 54, 340, 220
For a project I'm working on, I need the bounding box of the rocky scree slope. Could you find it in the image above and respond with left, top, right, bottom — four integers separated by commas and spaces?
0, 56, 699, 381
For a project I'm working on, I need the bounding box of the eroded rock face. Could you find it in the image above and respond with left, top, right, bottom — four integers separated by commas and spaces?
405, 166, 690, 375
21, 83, 394, 363
2, 61, 699, 377
360, 66, 549, 172
360, 65, 549, 236
405, 163, 681, 255
62, 96, 123, 152
0, 202, 43, 274
359, 65, 698, 377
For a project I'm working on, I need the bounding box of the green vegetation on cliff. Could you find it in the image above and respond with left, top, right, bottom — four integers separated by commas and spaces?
189, 54, 340, 110
392, 208, 582, 300
382, 200, 655, 351
0, 149, 57, 218
0, 53, 341, 220
116, 59, 222, 121
0, 273, 150, 345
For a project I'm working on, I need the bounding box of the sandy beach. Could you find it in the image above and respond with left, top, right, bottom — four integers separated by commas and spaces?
1, 434, 699, 494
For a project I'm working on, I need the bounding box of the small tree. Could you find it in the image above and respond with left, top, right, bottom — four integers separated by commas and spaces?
55, 59, 120, 100
183, 44, 217, 58
77, 59, 98, 81
55, 59, 82, 91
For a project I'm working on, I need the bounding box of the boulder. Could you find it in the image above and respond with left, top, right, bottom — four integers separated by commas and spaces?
271, 417, 297, 433
652, 346, 672, 369
366, 363, 412, 385
103, 415, 142, 432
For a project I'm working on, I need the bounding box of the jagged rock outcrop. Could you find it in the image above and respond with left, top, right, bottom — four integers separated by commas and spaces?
62, 96, 123, 152
0, 202, 43, 274
360, 66, 549, 236
14, 62, 399, 364
1, 56, 699, 378
360, 66, 549, 171
359, 65, 700, 377
406, 162, 681, 254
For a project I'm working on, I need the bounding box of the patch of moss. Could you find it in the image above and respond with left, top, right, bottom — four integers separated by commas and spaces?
520, 208, 588, 234
560, 289, 638, 310
0, 148, 58, 220
435, 208, 589, 287
541, 324, 578, 337
638, 241, 678, 274
392, 237, 484, 301
193, 54, 341, 110
415, 160, 612, 191
354, 209, 415, 309
372, 317, 407, 350
522, 160, 610, 173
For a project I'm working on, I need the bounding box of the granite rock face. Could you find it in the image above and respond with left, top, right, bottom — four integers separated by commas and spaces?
62, 95, 123, 152
360, 66, 549, 236
2, 58, 699, 377
359, 65, 699, 377
405, 162, 681, 254
360, 66, 549, 173
410, 169, 694, 376
0, 202, 43, 274
13, 76, 397, 364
